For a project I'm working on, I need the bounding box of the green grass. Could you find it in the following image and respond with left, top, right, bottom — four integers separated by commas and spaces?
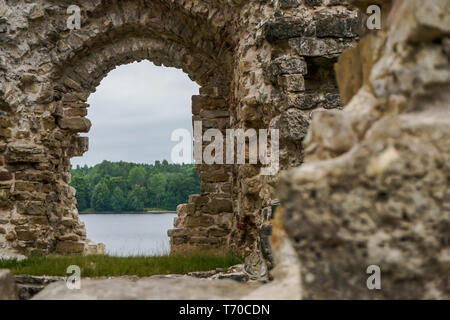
0, 252, 242, 277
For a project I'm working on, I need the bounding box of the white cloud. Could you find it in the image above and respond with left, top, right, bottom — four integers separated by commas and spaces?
71, 61, 199, 167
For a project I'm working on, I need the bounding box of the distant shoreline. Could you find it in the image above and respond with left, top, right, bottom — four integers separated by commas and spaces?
80, 210, 177, 215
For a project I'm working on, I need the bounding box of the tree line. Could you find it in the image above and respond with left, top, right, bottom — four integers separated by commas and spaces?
70, 160, 201, 212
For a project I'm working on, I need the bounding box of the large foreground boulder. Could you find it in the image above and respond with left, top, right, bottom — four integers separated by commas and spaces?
279, 112, 450, 299
278, 0, 450, 299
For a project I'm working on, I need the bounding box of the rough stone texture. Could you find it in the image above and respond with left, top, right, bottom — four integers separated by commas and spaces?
14, 274, 63, 300
33, 276, 262, 300
2, 0, 449, 301
228, 0, 361, 273
279, 0, 450, 299
31, 258, 302, 300
0, 0, 360, 264
0, 269, 18, 300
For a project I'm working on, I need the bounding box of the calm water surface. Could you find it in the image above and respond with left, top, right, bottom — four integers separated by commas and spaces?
79, 213, 177, 256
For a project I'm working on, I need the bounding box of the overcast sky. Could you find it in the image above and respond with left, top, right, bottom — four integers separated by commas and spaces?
71, 61, 199, 167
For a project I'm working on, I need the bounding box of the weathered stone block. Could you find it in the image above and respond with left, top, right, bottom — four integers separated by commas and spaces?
167, 228, 189, 237
57, 117, 91, 132
264, 17, 315, 42
15, 227, 37, 241
15, 170, 53, 183
0, 128, 11, 138
5, 231, 16, 241
202, 199, 233, 214
184, 215, 214, 228
272, 108, 309, 141
189, 236, 221, 245
200, 109, 229, 119
171, 235, 188, 245
29, 216, 49, 225
289, 37, 353, 57
279, 0, 300, 9
287, 92, 323, 110
323, 93, 341, 109
57, 233, 81, 242
192, 96, 227, 111
314, 10, 363, 38
177, 203, 195, 217
269, 56, 308, 78
243, 176, 261, 195
17, 201, 47, 216
199, 86, 229, 97
280, 114, 450, 299
199, 168, 230, 183
192, 195, 210, 207
0, 170, 12, 181
215, 213, 234, 230
278, 74, 305, 92
0, 116, 11, 128
208, 227, 230, 237
64, 107, 88, 117
304, 0, 323, 6
6, 142, 45, 163
63, 77, 82, 90
15, 181, 43, 193
55, 241, 85, 255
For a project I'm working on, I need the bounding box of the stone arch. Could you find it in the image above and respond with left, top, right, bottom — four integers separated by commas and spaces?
0, 0, 237, 255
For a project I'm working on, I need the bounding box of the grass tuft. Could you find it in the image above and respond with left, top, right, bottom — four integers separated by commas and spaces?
0, 251, 242, 277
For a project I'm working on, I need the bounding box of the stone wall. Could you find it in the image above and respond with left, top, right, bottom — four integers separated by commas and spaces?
228, 0, 361, 274
279, 0, 450, 299
0, 0, 361, 260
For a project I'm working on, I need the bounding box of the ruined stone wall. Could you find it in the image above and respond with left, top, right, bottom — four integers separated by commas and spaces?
279, 0, 450, 299
228, 0, 361, 275
0, 0, 362, 260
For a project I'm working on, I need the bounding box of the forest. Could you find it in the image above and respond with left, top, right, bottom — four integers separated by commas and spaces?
70, 160, 201, 212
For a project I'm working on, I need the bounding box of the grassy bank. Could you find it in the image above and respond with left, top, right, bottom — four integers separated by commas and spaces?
0, 252, 242, 277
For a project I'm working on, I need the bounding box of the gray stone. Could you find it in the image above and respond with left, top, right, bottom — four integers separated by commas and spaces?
279, 111, 450, 299
279, 0, 300, 9
289, 37, 353, 57
272, 109, 310, 142
57, 117, 92, 132
314, 10, 363, 38
264, 17, 315, 42
33, 276, 261, 300
0, 269, 18, 300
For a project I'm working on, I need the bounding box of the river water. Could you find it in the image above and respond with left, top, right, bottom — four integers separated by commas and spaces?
79, 213, 177, 256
